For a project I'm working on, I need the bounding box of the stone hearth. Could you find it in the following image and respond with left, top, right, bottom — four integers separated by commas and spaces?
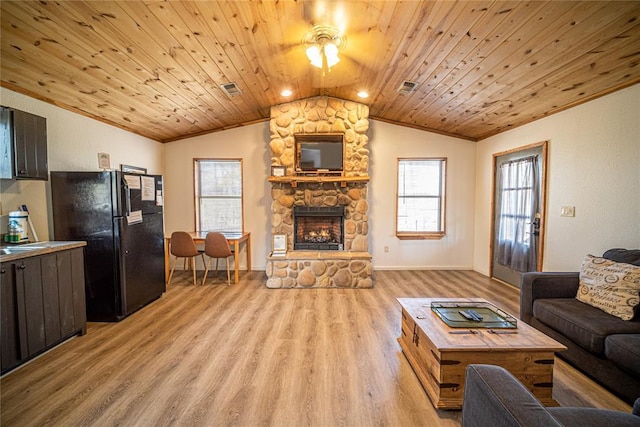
266, 96, 372, 288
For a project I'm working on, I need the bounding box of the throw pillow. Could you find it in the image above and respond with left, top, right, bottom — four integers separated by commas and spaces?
576, 254, 640, 320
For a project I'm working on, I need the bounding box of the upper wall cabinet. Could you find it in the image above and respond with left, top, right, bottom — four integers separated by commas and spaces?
1, 106, 48, 181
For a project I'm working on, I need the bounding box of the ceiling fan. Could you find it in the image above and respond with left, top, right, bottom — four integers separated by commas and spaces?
302, 24, 347, 76
266, 1, 382, 94
295, 1, 380, 89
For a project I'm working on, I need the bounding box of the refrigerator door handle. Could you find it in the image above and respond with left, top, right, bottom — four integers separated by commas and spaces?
124, 180, 132, 216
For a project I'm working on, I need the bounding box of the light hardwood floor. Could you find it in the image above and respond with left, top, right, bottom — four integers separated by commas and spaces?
1, 270, 632, 426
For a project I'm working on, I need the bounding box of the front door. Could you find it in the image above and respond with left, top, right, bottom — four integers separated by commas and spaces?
491, 142, 547, 287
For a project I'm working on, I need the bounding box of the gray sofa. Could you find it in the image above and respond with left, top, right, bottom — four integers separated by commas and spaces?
520, 248, 640, 404
461, 364, 640, 427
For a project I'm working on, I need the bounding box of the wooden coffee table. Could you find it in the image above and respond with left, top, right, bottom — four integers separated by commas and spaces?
397, 297, 567, 410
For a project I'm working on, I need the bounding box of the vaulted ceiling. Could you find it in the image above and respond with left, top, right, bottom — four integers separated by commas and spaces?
1, 1, 639, 143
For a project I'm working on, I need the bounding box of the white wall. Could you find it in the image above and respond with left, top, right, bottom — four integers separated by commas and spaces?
4, 83, 637, 274
369, 121, 477, 269
474, 84, 640, 275
162, 123, 271, 270
0, 88, 164, 240
162, 119, 477, 271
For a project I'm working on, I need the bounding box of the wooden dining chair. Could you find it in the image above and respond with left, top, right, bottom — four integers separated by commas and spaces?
202, 232, 234, 286
168, 231, 204, 286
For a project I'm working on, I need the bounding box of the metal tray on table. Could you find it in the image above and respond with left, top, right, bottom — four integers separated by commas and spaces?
430, 301, 518, 329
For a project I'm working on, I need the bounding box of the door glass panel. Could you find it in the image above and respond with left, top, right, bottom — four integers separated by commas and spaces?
492, 144, 545, 287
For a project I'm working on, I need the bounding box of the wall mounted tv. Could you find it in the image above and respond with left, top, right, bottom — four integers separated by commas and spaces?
294, 133, 344, 174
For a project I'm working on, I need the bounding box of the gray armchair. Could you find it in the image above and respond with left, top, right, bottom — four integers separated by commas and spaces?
461, 364, 640, 427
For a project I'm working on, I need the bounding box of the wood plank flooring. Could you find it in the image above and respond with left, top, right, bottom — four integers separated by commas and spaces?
1, 270, 632, 426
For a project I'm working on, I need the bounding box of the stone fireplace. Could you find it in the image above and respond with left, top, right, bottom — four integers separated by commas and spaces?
266, 96, 373, 288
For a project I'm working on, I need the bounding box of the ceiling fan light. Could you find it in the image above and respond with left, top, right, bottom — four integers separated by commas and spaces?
310, 56, 323, 68
324, 42, 338, 57
326, 54, 340, 68
324, 43, 340, 67
304, 25, 343, 71
306, 45, 321, 64
325, 54, 340, 68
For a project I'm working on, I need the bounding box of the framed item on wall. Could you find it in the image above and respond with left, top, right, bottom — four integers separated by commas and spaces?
98, 152, 111, 169
271, 165, 286, 177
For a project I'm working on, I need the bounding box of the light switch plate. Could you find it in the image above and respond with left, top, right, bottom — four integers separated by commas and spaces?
560, 206, 575, 217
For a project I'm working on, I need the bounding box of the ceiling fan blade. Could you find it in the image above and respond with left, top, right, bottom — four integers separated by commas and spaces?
302, 0, 317, 24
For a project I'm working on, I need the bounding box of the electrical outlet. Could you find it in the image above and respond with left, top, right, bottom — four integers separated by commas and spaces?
560, 206, 575, 217
384, 246, 389, 253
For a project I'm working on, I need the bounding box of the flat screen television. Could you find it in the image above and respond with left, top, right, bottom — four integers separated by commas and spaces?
295, 133, 344, 173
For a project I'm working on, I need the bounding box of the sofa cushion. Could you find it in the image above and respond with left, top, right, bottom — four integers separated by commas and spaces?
603, 248, 640, 266
533, 298, 640, 354
461, 364, 563, 427
576, 254, 640, 320
548, 407, 640, 427
605, 334, 640, 377
603, 248, 640, 320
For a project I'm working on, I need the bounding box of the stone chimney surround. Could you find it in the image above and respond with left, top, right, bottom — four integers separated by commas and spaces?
266, 96, 373, 288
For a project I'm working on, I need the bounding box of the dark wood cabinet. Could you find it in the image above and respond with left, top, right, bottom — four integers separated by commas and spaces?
0, 248, 86, 374
16, 256, 46, 357
0, 106, 48, 180
0, 263, 21, 371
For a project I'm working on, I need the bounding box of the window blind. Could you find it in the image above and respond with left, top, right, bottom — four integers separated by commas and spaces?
195, 159, 243, 232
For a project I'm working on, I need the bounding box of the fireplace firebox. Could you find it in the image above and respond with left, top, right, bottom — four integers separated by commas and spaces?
293, 206, 344, 250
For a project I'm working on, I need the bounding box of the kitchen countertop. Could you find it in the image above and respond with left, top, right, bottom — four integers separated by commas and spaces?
0, 241, 87, 262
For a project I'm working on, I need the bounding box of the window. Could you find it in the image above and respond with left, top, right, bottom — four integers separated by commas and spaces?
396, 158, 446, 239
194, 159, 243, 233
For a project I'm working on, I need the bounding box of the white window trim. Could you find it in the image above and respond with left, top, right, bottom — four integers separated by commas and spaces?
194, 158, 244, 233
395, 157, 447, 240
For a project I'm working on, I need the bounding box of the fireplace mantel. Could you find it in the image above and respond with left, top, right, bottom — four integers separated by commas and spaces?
268, 175, 369, 188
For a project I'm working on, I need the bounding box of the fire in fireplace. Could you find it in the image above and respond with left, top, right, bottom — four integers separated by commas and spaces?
293, 206, 344, 250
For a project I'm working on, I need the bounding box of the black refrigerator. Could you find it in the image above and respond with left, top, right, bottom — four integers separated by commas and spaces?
50, 171, 166, 321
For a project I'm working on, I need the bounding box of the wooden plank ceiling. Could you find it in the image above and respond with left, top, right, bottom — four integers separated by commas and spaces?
1, 1, 639, 143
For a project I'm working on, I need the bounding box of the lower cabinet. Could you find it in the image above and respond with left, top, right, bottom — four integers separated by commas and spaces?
0, 248, 86, 374
1, 262, 20, 370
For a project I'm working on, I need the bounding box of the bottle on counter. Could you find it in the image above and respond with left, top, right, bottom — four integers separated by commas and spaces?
6, 219, 19, 242
6, 211, 28, 243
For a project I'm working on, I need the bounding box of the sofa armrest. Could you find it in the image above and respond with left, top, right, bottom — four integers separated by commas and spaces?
520, 272, 580, 324
461, 364, 562, 427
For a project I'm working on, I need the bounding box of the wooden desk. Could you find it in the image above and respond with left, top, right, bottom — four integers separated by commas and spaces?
164, 231, 251, 284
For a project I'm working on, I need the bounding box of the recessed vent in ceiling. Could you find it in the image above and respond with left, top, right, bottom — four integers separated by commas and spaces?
220, 82, 242, 97
397, 80, 418, 95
